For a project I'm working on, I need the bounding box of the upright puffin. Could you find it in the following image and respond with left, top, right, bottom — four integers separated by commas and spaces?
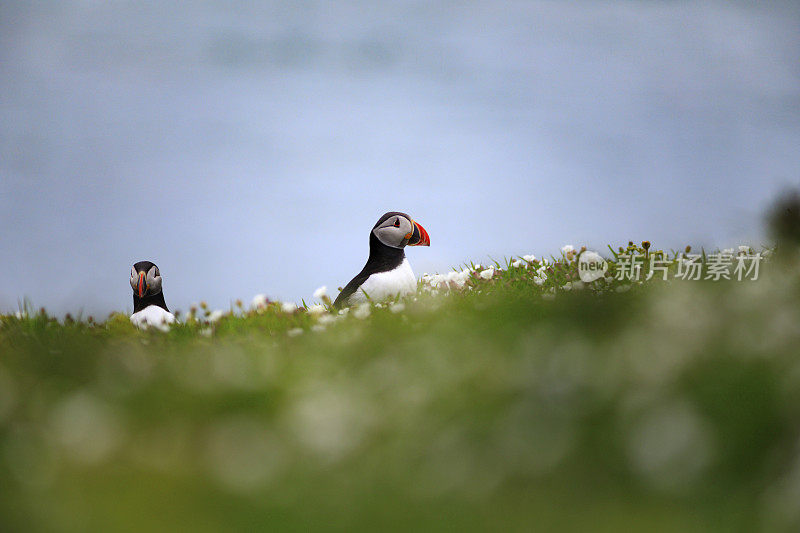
333, 212, 430, 308
129, 260, 175, 329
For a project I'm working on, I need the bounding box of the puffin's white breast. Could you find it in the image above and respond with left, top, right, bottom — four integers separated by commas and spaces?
350, 258, 417, 305
130, 305, 176, 331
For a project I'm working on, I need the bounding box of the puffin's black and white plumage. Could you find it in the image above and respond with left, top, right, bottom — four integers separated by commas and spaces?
129, 260, 175, 330
333, 212, 430, 308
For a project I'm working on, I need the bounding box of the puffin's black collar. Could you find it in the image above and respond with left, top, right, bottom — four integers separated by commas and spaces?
333, 233, 406, 308
133, 291, 169, 314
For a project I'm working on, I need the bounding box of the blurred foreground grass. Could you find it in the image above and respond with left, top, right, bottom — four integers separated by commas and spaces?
1, 246, 800, 532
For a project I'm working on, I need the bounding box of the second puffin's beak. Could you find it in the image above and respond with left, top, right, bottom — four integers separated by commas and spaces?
407, 220, 430, 247
137, 271, 147, 298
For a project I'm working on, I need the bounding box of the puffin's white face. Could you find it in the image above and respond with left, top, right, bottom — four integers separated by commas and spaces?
130, 264, 163, 297
372, 213, 430, 249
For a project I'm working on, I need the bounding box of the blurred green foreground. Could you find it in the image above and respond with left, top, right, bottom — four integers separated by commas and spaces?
1, 248, 800, 532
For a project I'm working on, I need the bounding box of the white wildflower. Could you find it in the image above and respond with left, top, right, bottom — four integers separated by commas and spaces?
307, 304, 326, 316
389, 303, 405, 313
511, 260, 522, 268
561, 245, 575, 254
251, 294, 268, 310
281, 302, 298, 314
287, 327, 303, 337
479, 267, 495, 280
523, 254, 536, 262
208, 310, 224, 323
534, 276, 546, 286
353, 304, 371, 320
313, 286, 327, 300
738, 245, 749, 254
562, 282, 573, 291
425, 269, 472, 291
452, 269, 471, 288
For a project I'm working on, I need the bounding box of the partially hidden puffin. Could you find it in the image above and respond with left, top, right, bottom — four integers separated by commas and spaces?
129, 260, 175, 330
333, 212, 430, 308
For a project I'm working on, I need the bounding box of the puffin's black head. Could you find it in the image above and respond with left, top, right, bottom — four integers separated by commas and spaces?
130, 261, 164, 298
371, 212, 430, 249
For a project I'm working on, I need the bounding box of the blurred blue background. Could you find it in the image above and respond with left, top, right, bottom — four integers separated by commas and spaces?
1, 0, 798, 316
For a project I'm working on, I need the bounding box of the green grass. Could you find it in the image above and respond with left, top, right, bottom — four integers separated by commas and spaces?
1, 245, 799, 532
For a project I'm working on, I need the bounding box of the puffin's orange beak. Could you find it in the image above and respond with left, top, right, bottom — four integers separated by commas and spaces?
408, 220, 430, 247
137, 271, 147, 298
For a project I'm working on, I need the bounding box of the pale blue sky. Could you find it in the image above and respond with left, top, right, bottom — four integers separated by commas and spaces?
1, 0, 798, 315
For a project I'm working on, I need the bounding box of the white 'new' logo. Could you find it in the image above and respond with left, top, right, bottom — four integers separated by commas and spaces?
578, 251, 608, 282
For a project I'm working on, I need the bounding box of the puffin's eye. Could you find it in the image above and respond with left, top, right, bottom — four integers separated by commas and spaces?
393, 218, 400, 227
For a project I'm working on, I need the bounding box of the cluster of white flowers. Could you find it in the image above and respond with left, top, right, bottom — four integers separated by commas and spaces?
308, 300, 344, 333
243, 285, 349, 337
527, 255, 549, 285
420, 268, 473, 291
511, 254, 538, 269
479, 267, 495, 280
419, 253, 554, 294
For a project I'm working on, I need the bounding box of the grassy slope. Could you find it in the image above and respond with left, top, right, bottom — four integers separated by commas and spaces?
1, 246, 799, 532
